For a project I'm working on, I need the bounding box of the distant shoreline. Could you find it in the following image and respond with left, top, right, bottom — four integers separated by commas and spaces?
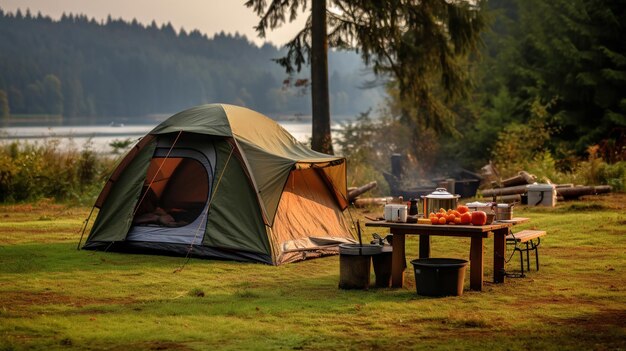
1, 113, 356, 128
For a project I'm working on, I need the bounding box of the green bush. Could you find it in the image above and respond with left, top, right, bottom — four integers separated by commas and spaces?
0, 139, 115, 204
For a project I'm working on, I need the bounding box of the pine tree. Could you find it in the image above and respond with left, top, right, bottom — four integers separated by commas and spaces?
246, 0, 486, 153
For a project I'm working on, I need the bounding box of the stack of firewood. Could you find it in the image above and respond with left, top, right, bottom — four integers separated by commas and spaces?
481, 171, 612, 202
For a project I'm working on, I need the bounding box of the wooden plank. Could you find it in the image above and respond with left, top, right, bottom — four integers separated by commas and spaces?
495, 217, 530, 225
470, 236, 484, 291
365, 221, 511, 233
506, 230, 546, 242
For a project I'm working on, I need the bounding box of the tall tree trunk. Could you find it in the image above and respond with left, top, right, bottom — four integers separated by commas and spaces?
311, 0, 333, 154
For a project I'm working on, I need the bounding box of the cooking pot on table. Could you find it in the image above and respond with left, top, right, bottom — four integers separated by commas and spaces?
494, 203, 514, 221
421, 188, 460, 218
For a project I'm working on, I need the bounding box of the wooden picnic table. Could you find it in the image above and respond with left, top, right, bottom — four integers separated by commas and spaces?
365, 218, 529, 291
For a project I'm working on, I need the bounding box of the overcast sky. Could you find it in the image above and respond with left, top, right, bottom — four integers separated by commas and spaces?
0, 0, 307, 46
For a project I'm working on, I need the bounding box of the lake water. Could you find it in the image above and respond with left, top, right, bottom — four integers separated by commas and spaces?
0, 121, 344, 153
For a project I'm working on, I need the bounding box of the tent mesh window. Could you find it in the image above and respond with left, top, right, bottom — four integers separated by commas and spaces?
133, 157, 209, 228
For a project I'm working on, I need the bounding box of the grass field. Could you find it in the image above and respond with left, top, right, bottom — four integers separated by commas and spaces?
1, 195, 625, 350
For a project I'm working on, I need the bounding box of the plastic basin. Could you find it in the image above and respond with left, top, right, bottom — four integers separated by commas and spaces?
410, 258, 468, 296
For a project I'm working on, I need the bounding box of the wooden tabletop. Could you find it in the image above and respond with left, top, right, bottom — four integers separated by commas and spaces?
365, 220, 512, 233
493, 217, 530, 225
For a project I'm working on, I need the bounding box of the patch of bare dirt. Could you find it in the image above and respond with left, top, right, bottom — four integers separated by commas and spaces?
546, 309, 626, 347
580, 193, 626, 211
506, 293, 608, 311
0, 290, 134, 309
551, 309, 626, 329
108, 341, 194, 351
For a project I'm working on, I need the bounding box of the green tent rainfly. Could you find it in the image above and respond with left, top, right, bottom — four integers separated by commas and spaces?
82, 104, 356, 264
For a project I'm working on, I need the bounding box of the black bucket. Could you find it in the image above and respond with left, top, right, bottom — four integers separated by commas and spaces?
410, 258, 468, 296
371, 246, 393, 288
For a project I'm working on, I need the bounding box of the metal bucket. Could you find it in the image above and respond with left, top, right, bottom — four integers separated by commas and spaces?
495, 204, 513, 220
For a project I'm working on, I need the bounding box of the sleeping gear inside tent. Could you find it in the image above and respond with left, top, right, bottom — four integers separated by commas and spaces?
82, 104, 356, 265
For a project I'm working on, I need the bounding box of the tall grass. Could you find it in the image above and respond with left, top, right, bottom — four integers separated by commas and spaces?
0, 138, 116, 204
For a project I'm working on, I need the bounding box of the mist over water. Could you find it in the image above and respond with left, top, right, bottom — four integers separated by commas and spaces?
0, 120, 346, 153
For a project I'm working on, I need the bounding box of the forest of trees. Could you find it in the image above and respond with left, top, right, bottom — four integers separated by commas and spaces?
463, 0, 625, 160
337, 0, 624, 188
0, 1, 623, 165
0, 8, 383, 122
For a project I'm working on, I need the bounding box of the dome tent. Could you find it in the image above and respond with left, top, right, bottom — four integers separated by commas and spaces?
82, 104, 355, 264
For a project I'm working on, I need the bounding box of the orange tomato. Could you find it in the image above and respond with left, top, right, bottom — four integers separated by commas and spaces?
460, 212, 472, 224
438, 217, 447, 225
446, 214, 456, 223
454, 217, 462, 225
452, 210, 461, 217
430, 216, 439, 225
457, 205, 470, 214
429, 212, 436, 218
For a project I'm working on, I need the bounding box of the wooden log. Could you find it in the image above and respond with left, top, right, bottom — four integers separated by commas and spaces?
338, 254, 371, 290
490, 171, 536, 188
480, 162, 500, 184
557, 185, 612, 199
498, 171, 534, 187
353, 197, 393, 208
594, 185, 613, 194
555, 183, 574, 188
481, 184, 529, 197
518, 171, 537, 185
497, 194, 522, 203
348, 181, 378, 202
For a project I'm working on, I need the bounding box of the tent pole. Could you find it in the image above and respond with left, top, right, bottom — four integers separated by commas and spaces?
76, 206, 96, 250
346, 204, 360, 239
133, 130, 183, 217
174, 144, 236, 273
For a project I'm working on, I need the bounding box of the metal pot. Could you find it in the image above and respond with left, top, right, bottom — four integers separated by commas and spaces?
466, 201, 493, 213
421, 188, 460, 217
494, 203, 514, 220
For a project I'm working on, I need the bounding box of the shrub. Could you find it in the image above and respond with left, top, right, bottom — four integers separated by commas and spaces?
0, 139, 115, 203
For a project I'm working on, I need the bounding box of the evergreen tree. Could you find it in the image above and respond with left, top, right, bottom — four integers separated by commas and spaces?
479, 0, 626, 156
0, 7, 382, 119
246, 0, 486, 153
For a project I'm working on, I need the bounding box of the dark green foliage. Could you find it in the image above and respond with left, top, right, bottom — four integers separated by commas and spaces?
108, 138, 134, 155
0, 140, 115, 203
0, 9, 380, 119
247, 0, 486, 135
474, 0, 626, 159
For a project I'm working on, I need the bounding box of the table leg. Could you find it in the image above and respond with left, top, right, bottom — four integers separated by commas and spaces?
493, 228, 507, 284
419, 235, 430, 258
390, 230, 406, 288
470, 236, 484, 291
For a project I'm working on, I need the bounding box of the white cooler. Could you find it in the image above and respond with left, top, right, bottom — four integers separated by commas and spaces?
526, 183, 557, 207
